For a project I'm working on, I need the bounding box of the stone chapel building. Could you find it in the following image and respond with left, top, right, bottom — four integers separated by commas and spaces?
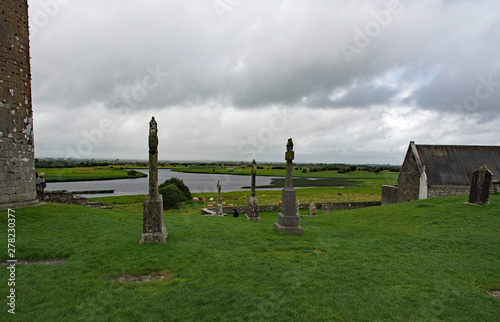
382, 141, 500, 205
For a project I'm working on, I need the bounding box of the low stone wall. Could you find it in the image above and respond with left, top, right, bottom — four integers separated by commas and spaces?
319, 201, 381, 210
381, 185, 399, 205
45, 191, 96, 206
428, 185, 470, 198
203, 201, 381, 215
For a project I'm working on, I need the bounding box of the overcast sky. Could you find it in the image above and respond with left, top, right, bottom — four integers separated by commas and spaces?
28, 0, 500, 164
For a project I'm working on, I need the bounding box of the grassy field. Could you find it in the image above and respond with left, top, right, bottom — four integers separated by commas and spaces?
1, 194, 499, 320
97, 186, 384, 212
36, 167, 147, 182
170, 164, 398, 178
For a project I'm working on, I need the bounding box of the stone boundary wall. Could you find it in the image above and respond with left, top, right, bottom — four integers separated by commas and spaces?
204, 201, 381, 214
381, 185, 399, 205
44, 191, 88, 206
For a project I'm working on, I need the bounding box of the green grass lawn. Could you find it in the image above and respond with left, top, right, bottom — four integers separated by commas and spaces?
1, 194, 499, 320
36, 167, 147, 182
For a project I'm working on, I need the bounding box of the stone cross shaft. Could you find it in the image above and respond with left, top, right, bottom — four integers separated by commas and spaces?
140, 116, 167, 243
251, 159, 257, 197
285, 138, 294, 187
217, 180, 222, 204
149, 117, 159, 199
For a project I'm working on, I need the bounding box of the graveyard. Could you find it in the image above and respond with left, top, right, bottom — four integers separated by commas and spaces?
1, 1, 500, 320
0, 193, 499, 320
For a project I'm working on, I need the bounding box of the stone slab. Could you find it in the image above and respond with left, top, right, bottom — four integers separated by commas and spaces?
245, 214, 261, 221
273, 222, 303, 235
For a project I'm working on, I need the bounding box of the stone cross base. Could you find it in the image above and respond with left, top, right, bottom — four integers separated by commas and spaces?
274, 213, 303, 235
245, 196, 260, 221
140, 227, 168, 243
140, 195, 167, 243
216, 204, 226, 216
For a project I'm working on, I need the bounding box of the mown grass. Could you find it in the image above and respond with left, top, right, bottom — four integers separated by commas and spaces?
1, 194, 499, 320
36, 167, 147, 182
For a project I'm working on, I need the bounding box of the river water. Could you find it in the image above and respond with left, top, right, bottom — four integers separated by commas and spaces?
47, 169, 281, 197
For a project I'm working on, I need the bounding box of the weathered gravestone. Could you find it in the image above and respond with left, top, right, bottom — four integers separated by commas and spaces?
309, 202, 317, 216
140, 117, 167, 243
274, 138, 304, 235
468, 165, 493, 205
246, 159, 261, 221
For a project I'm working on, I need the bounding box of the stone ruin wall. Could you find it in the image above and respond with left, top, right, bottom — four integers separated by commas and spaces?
396, 150, 420, 203
0, 1, 37, 207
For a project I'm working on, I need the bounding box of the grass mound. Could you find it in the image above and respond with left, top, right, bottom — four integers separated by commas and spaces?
1, 195, 499, 320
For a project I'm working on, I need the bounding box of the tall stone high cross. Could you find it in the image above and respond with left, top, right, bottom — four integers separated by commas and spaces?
274, 138, 303, 234
140, 117, 167, 243
246, 159, 261, 221
251, 160, 257, 197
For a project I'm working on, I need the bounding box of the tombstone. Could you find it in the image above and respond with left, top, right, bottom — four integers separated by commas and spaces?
309, 202, 317, 216
468, 165, 493, 205
140, 117, 167, 243
246, 160, 261, 221
274, 138, 304, 234
216, 180, 225, 216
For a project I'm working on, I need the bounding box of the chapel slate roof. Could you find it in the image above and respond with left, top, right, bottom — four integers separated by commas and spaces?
415, 144, 500, 186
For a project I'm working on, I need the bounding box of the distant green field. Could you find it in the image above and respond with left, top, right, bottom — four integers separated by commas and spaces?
36, 167, 147, 182
1, 194, 499, 320
170, 164, 392, 178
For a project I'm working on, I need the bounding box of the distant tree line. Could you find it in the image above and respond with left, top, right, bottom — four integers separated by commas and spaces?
35, 158, 401, 173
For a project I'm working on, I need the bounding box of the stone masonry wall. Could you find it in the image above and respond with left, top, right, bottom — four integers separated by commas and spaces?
428, 185, 470, 198
206, 201, 381, 214
381, 185, 399, 205
397, 149, 420, 203
0, 0, 37, 207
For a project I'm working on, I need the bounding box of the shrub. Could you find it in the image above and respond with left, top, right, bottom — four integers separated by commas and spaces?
127, 170, 140, 177
158, 177, 192, 209
159, 184, 182, 209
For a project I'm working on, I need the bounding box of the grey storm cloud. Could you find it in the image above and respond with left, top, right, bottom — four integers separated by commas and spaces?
29, 0, 500, 113
27, 0, 500, 163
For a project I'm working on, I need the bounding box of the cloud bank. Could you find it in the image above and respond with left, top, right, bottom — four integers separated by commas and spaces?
29, 0, 500, 163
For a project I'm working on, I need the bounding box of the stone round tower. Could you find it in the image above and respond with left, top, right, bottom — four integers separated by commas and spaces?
0, 0, 37, 208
